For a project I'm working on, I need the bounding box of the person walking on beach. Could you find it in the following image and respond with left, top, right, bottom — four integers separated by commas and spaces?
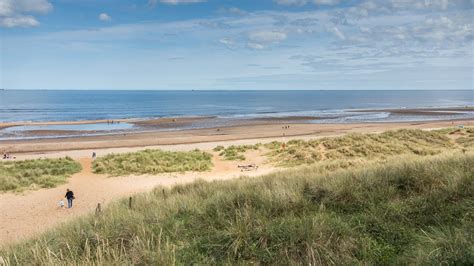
65, 189, 75, 208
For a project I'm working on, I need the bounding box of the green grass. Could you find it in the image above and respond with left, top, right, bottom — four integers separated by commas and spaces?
0, 157, 81, 192
92, 149, 213, 176
2, 152, 472, 264
214, 144, 261, 161
454, 128, 474, 148
265, 129, 463, 166
214, 144, 262, 161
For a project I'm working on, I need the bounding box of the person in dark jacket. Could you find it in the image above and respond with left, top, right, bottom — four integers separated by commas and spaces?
65, 189, 75, 208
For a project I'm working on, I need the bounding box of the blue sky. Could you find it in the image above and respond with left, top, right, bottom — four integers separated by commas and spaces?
1, 0, 473, 90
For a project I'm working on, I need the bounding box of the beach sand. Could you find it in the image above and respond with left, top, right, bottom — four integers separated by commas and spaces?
1, 119, 472, 154
0, 119, 473, 248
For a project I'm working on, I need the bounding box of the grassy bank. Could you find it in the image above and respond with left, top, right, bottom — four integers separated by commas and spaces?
2, 152, 472, 264
92, 149, 213, 176
265, 129, 462, 166
0, 157, 81, 192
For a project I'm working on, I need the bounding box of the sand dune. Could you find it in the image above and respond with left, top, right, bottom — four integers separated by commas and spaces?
0, 147, 275, 248
1, 119, 473, 248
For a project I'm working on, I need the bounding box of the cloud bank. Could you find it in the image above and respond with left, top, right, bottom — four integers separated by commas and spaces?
0, 0, 52, 27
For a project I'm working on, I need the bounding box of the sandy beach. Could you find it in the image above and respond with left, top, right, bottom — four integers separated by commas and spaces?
1, 118, 472, 154
0, 118, 473, 248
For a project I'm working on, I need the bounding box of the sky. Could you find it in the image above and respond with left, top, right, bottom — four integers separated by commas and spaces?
0, 0, 473, 90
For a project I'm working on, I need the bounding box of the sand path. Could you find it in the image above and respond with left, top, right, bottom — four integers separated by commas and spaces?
0, 148, 275, 248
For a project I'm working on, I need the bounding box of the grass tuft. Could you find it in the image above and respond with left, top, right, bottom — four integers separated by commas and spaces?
266, 129, 463, 166
92, 149, 213, 176
215, 144, 262, 161
0, 157, 81, 192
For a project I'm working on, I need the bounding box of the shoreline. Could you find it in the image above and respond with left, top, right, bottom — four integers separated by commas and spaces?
0, 117, 213, 129
1, 106, 472, 126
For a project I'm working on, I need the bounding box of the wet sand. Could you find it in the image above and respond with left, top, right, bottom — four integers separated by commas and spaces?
131, 116, 215, 126
0, 116, 213, 129
2, 107, 472, 140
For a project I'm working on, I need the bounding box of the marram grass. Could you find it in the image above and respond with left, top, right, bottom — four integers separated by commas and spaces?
93, 149, 213, 176
213, 144, 262, 161
0, 157, 81, 192
264, 128, 466, 166
1, 151, 472, 265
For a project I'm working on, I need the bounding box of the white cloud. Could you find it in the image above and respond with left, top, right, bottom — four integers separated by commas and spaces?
246, 30, 288, 49
0, 0, 52, 27
219, 38, 238, 49
0, 15, 38, 27
16, 0, 52, 14
275, 0, 308, 5
331, 26, 346, 40
389, 0, 449, 10
314, 0, 340, 5
149, 0, 206, 5
275, 0, 340, 6
248, 30, 287, 43
99, 13, 112, 22
0, 0, 13, 16
247, 42, 265, 50
276, 0, 463, 11
217, 7, 247, 16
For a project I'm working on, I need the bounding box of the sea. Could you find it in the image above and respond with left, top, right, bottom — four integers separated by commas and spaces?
0, 90, 473, 140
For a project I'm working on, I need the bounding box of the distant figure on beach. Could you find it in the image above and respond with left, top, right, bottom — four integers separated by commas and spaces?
92, 152, 96, 159
65, 189, 75, 208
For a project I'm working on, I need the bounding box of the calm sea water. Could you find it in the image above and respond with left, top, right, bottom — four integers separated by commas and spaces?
1, 90, 472, 123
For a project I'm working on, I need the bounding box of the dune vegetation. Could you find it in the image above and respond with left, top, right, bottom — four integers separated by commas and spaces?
453, 128, 474, 148
0, 157, 81, 192
212, 129, 472, 165
213, 144, 262, 161
92, 149, 213, 176
264, 128, 464, 166
1, 151, 472, 264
